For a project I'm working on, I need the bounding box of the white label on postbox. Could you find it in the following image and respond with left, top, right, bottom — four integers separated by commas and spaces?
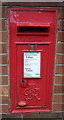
24, 52, 40, 77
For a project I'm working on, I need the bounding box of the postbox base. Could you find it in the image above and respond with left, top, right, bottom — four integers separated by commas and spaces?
11, 109, 51, 113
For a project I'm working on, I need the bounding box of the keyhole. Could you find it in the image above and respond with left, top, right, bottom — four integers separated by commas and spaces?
22, 80, 24, 84
20, 79, 27, 87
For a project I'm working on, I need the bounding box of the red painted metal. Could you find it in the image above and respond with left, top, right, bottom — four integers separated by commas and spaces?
8, 8, 57, 113
18, 100, 27, 107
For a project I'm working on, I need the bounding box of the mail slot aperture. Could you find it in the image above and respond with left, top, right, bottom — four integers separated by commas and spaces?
17, 26, 50, 35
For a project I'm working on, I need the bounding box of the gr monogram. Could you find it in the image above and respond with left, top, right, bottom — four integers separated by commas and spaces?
24, 87, 40, 101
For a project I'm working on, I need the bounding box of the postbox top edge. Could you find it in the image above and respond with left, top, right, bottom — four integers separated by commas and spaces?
8, 7, 58, 13
16, 22, 51, 27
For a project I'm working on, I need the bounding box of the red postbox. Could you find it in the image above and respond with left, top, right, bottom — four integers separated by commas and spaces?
8, 8, 57, 113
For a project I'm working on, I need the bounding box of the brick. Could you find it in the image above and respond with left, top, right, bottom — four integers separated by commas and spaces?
2, 66, 8, 75
54, 86, 63, 93
54, 95, 63, 103
58, 8, 64, 19
58, 32, 64, 42
2, 44, 7, 53
0, 6, 7, 18
0, 6, 2, 18
2, 55, 8, 64
0, 44, 7, 53
0, 55, 7, 64
2, 55, 7, 64
0, 105, 8, 113
2, 96, 8, 104
0, 96, 8, 104
58, 20, 64, 30
0, 32, 2, 42
2, 2, 63, 6
0, 105, 2, 113
0, 96, 2, 104
0, 75, 8, 85
0, 66, 2, 75
0, 86, 8, 95
57, 43, 64, 53
2, 32, 7, 42
0, 44, 2, 53
56, 55, 64, 64
0, 86, 2, 94
0, 55, 2, 64
55, 76, 64, 84
2, 86, 8, 95
0, 19, 6, 31
0, 76, 2, 84
34, 2, 62, 7
0, 66, 8, 75
56, 66, 64, 74
53, 104, 63, 111
2, 76, 8, 85
0, 32, 7, 42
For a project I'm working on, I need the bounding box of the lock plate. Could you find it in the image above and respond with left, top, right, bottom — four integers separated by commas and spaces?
21, 79, 27, 87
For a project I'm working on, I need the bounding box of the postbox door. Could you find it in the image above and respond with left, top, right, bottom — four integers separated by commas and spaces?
16, 42, 50, 109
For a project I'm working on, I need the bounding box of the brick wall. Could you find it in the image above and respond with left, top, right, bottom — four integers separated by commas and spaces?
52, 7, 64, 112
0, 2, 64, 118
0, 5, 8, 114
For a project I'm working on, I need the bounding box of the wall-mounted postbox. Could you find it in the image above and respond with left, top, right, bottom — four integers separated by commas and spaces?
9, 8, 57, 113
